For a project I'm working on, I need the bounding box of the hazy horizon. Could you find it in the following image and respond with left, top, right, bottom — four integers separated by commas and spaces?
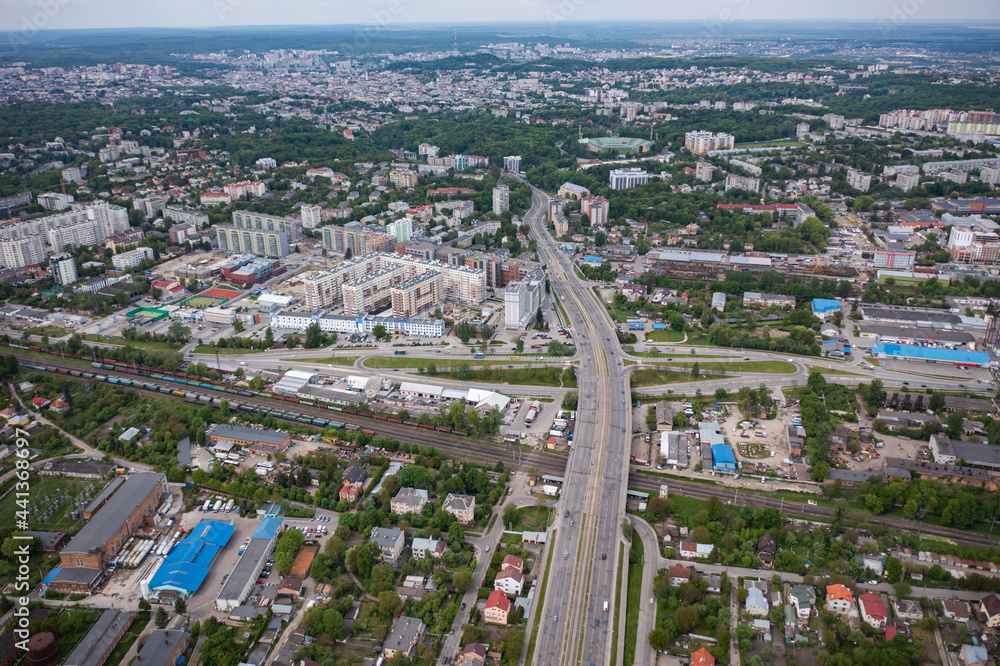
1, 0, 998, 33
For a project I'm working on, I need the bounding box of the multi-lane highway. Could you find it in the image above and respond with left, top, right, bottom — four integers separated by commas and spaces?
524, 186, 633, 666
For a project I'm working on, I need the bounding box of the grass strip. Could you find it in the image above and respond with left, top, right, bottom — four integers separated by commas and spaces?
624, 534, 644, 666
525, 528, 557, 666
610, 540, 625, 666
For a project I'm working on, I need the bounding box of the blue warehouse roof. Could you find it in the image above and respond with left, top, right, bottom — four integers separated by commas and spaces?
149, 520, 234, 596
872, 343, 989, 365
811, 298, 841, 313
711, 443, 737, 467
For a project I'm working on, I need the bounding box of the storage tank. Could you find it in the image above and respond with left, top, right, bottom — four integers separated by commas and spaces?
26, 631, 58, 666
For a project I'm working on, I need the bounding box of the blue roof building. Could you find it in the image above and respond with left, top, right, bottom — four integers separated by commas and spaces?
711, 443, 737, 471
582, 256, 603, 265
626, 319, 645, 330
872, 343, 990, 367
148, 520, 234, 598
254, 516, 284, 540
812, 298, 841, 319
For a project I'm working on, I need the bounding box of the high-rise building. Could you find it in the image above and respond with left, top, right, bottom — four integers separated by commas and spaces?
503, 156, 523, 173
49, 253, 77, 285
846, 169, 872, 192
386, 218, 413, 243
581, 196, 610, 227
492, 184, 510, 215
391, 272, 442, 317
230, 210, 300, 242
695, 162, 715, 182
609, 169, 650, 191
453, 155, 468, 172
684, 131, 735, 154
300, 205, 323, 230
163, 207, 209, 227
504, 270, 546, 329
981, 166, 1000, 187
0, 236, 45, 269
389, 170, 417, 188
215, 226, 290, 258
37, 192, 75, 211
321, 224, 395, 256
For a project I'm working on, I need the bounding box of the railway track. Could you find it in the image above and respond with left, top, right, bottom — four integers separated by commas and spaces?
18, 354, 1000, 552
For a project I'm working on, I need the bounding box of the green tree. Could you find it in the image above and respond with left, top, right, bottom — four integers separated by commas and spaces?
263, 327, 274, 348
457, 363, 472, 380
155, 607, 169, 628
274, 550, 295, 576
174, 597, 187, 615
515, 339, 524, 353
453, 568, 474, 594
304, 322, 325, 349
379, 591, 402, 617
323, 608, 345, 640
232, 320, 244, 333
690, 362, 700, 379
714, 388, 728, 401
946, 411, 964, 439
668, 311, 685, 331
674, 605, 698, 632
929, 392, 945, 413
648, 627, 672, 651
372, 324, 387, 340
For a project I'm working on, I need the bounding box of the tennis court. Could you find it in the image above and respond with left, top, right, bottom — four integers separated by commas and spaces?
182, 296, 226, 308
201, 287, 243, 300
126, 307, 170, 320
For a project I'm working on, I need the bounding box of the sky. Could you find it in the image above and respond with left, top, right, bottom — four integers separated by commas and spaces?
0, 0, 997, 32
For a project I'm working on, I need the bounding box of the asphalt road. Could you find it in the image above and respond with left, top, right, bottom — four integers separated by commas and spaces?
524, 185, 632, 666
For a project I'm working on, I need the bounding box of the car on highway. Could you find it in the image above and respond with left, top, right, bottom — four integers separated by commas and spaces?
460, 602, 466, 610
553, 615, 558, 622
602, 553, 606, 560
563, 550, 569, 559
650, 597, 654, 605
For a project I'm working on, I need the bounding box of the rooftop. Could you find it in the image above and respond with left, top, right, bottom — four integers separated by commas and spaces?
62, 473, 165, 556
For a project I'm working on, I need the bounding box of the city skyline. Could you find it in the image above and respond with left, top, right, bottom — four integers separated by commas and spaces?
0, 0, 997, 32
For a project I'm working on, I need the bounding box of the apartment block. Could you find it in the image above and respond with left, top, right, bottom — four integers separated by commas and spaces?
386, 218, 413, 243
847, 169, 872, 191
216, 225, 290, 258
230, 210, 300, 242
300, 205, 323, 230
163, 207, 209, 227
49, 253, 78, 285
492, 184, 510, 215
0, 236, 45, 268
581, 196, 610, 227
391, 272, 442, 317
695, 162, 715, 182
684, 131, 735, 154
724, 174, 761, 193
111, 247, 154, 269
342, 266, 405, 315
873, 250, 916, 270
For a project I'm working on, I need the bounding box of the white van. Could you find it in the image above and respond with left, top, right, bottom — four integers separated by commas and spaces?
603, 601, 609, 612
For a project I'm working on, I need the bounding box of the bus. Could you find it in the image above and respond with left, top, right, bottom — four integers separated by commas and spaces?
394, 350, 406, 355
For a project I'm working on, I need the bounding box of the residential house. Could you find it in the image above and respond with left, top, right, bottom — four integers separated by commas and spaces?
391, 487, 429, 515
410, 537, 445, 560
892, 598, 922, 622
339, 480, 363, 503
944, 599, 971, 623
690, 647, 715, 666
826, 584, 855, 616
859, 593, 888, 629
368, 527, 405, 566
382, 616, 425, 660
980, 593, 1000, 628
756, 533, 777, 568
494, 569, 525, 596
500, 554, 523, 574
960, 644, 989, 666
746, 584, 769, 617
484, 590, 511, 625
444, 493, 476, 525
703, 574, 722, 594
789, 585, 815, 624
678, 541, 714, 559
456, 642, 488, 666
667, 562, 691, 587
